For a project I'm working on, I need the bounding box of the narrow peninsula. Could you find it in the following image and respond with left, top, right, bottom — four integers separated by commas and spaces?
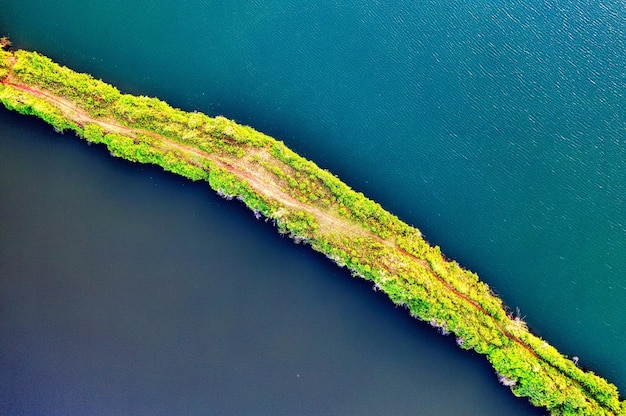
1, 44, 624, 415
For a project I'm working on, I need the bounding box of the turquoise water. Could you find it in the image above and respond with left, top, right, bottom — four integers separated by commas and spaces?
1, 1, 625, 414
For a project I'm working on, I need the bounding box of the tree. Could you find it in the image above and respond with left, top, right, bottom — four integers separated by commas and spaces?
0, 37, 12, 50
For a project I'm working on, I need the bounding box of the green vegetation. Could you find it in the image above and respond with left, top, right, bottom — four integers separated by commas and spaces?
1, 46, 624, 416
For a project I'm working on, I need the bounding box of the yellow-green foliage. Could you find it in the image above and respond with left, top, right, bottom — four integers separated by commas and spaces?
12, 50, 121, 112
207, 166, 273, 216
0, 84, 79, 133
0, 50, 12, 78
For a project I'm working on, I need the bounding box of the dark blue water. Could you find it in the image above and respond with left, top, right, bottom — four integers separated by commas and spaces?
1, 1, 625, 414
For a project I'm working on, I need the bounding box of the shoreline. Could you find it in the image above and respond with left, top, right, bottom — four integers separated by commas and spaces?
1, 47, 624, 415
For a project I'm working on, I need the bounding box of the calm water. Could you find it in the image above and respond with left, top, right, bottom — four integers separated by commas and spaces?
1, 1, 624, 414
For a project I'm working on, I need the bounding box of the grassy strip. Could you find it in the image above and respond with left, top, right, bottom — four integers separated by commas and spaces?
1, 47, 624, 415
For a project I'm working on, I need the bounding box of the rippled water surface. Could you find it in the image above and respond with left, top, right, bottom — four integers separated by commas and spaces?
1, 1, 624, 414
